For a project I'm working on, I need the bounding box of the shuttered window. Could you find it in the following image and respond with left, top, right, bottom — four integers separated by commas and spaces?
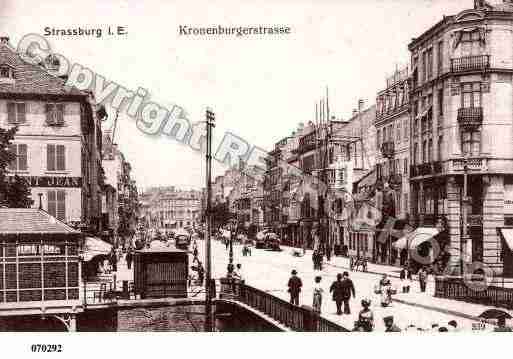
47, 144, 65, 171
7, 102, 26, 124
8, 143, 28, 171
47, 190, 66, 221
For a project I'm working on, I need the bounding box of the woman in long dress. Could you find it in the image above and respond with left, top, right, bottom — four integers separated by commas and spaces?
312, 276, 323, 314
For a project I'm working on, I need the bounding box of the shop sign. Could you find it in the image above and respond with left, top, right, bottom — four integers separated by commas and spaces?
8, 176, 82, 188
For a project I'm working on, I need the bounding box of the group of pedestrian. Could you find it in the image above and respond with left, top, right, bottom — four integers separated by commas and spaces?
287, 270, 356, 317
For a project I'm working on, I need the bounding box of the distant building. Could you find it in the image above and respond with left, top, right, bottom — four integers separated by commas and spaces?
140, 187, 202, 232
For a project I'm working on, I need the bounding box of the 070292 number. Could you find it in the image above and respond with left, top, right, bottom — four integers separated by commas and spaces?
30, 344, 63, 353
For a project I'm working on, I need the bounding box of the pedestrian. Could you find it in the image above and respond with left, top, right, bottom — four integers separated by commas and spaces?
377, 274, 393, 307
400, 266, 412, 293
312, 250, 318, 270
383, 316, 401, 332
312, 276, 323, 315
330, 272, 355, 315
197, 261, 205, 285
326, 246, 331, 262
356, 298, 374, 332
126, 249, 133, 270
418, 267, 428, 293
109, 248, 117, 272
233, 263, 244, 282
287, 269, 302, 306
494, 316, 512, 332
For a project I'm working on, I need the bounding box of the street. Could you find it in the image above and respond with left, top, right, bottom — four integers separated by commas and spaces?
198, 239, 490, 332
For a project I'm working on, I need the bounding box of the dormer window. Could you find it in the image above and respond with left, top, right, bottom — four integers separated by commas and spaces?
0, 64, 15, 83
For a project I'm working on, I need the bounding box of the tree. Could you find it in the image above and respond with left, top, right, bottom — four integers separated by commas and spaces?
0, 126, 33, 208
5, 175, 33, 208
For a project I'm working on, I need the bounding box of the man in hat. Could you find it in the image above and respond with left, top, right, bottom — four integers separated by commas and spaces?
330, 272, 355, 315
287, 269, 302, 305
384, 316, 401, 332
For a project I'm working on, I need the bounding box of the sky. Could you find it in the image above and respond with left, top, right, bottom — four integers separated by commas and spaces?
0, 0, 477, 191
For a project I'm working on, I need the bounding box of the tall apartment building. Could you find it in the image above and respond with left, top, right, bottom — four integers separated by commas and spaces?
0, 36, 105, 231
408, 0, 513, 275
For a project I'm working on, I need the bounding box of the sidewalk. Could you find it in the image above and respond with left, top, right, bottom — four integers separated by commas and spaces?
281, 246, 511, 325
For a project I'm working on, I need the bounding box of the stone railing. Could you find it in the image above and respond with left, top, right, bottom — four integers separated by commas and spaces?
450, 157, 487, 172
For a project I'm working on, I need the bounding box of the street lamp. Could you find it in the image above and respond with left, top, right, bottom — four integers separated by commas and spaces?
227, 222, 234, 275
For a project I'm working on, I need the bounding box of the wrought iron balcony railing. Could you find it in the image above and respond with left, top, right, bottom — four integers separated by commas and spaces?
433, 161, 443, 174
457, 107, 483, 129
381, 141, 395, 159
451, 55, 490, 73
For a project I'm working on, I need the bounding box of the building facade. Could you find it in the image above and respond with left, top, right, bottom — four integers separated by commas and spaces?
408, 1, 513, 275
139, 187, 201, 232
0, 36, 104, 232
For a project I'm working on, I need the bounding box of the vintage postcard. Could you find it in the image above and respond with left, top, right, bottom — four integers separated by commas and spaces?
0, 0, 512, 341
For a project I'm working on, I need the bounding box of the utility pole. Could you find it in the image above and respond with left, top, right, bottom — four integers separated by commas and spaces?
204, 107, 215, 332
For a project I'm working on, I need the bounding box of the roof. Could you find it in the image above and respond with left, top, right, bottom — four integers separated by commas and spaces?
0, 40, 85, 97
136, 244, 187, 254
0, 208, 79, 234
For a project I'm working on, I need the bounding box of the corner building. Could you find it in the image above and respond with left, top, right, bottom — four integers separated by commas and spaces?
408, 1, 513, 276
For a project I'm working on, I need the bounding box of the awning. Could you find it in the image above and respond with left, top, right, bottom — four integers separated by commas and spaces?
498, 228, 513, 251
83, 236, 113, 261
393, 227, 440, 250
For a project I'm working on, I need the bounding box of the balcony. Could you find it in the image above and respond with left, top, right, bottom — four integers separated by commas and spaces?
381, 141, 395, 159
450, 157, 487, 172
418, 163, 433, 176
433, 161, 443, 174
389, 173, 403, 188
457, 107, 483, 129
467, 214, 483, 228
451, 55, 490, 73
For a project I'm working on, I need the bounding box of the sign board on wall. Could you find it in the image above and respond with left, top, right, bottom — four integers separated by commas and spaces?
7, 176, 82, 188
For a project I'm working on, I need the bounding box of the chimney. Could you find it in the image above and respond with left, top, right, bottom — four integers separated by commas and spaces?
358, 99, 365, 112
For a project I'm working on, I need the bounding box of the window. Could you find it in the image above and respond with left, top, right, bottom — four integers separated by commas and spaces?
438, 41, 444, 74
404, 193, 409, 213
48, 190, 66, 221
0, 65, 13, 79
396, 121, 401, 142
438, 136, 443, 161
438, 89, 444, 116
7, 102, 26, 124
427, 48, 433, 80
462, 83, 481, 108
414, 143, 418, 165
404, 158, 408, 174
47, 144, 66, 171
403, 119, 408, 141
377, 129, 381, 148
462, 131, 480, 156
45, 103, 65, 125
8, 143, 27, 171
422, 140, 427, 163
428, 139, 433, 162
422, 51, 427, 82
